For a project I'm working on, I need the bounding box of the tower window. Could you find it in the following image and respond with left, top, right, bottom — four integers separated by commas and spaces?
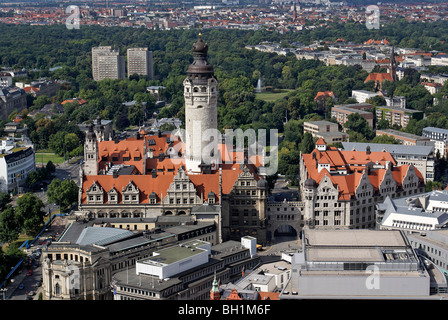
197, 105, 203, 109
193, 87, 199, 92
201, 87, 206, 92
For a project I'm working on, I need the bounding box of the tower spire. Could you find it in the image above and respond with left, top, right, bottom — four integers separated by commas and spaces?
210, 271, 220, 300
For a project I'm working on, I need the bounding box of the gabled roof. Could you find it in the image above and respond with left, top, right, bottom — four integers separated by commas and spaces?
315, 137, 326, 146
302, 147, 422, 201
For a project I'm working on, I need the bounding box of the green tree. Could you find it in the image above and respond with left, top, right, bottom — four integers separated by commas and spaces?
31, 95, 51, 110
0, 206, 20, 244
15, 193, 45, 236
343, 113, 374, 140
371, 134, 399, 144
0, 192, 11, 211
300, 132, 315, 154
47, 178, 78, 212
376, 118, 390, 130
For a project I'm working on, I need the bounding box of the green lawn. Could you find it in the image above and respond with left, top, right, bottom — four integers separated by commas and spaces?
35, 152, 65, 165
255, 90, 292, 102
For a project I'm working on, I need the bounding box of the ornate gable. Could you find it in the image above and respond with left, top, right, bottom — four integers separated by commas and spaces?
122, 180, 139, 204
86, 180, 104, 204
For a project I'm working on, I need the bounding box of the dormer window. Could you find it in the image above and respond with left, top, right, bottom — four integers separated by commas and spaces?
87, 181, 103, 204
122, 180, 139, 204
108, 188, 118, 204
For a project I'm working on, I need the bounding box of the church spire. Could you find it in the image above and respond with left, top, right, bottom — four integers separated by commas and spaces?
210, 272, 220, 300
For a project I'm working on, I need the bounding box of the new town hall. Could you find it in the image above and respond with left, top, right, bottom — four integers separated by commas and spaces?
39, 36, 427, 300
76, 35, 426, 244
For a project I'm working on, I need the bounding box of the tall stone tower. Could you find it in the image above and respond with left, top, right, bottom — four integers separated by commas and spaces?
83, 123, 98, 176
183, 34, 219, 174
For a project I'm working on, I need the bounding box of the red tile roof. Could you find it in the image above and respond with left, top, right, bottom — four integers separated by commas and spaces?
82, 132, 264, 205
61, 98, 87, 105
365, 73, 393, 83
301, 146, 423, 200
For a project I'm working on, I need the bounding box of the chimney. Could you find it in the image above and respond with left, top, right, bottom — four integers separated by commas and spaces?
151, 168, 157, 178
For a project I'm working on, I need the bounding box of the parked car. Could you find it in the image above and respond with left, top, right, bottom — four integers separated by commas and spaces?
18, 284, 24, 290
26, 270, 32, 276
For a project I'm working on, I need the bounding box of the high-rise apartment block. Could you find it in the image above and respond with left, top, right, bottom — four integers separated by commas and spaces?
127, 48, 154, 80
92, 46, 125, 81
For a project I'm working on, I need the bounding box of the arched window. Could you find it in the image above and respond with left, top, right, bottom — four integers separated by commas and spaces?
55, 283, 60, 295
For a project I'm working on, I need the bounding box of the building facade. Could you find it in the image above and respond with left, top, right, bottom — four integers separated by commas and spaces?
375, 105, 423, 128
303, 120, 347, 145
40, 221, 219, 300
407, 230, 448, 285
0, 137, 35, 193
377, 190, 448, 232
127, 48, 154, 80
422, 126, 448, 157
299, 138, 425, 230
280, 229, 447, 299
0, 86, 27, 121
331, 103, 374, 129
92, 46, 125, 81
111, 238, 261, 300
375, 128, 432, 146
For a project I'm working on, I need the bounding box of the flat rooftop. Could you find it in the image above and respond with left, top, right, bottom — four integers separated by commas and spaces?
139, 240, 209, 266
307, 247, 384, 262
305, 229, 408, 248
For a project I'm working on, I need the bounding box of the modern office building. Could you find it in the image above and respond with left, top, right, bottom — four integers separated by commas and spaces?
303, 120, 347, 145
0, 137, 35, 193
376, 129, 432, 146
92, 46, 125, 81
384, 95, 406, 109
111, 237, 261, 300
127, 48, 154, 80
351, 90, 380, 103
375, 105, 423, 128
331, 103, 374, 129
280, 229, 448, 299
377, 190, 448, 232
407, 230, 448, 286
422, 127, 448, 157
